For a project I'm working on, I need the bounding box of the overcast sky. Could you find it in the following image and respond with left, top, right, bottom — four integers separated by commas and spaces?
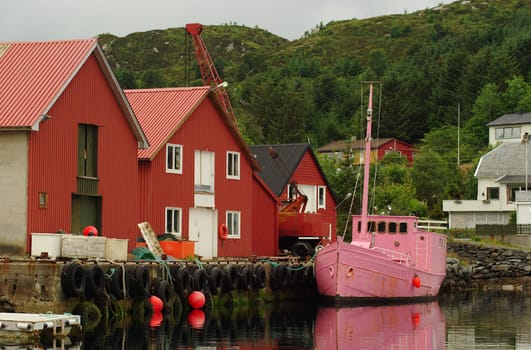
1, 0, 452, 42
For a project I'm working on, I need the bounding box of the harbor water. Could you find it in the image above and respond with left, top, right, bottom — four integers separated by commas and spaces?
27, 290, 531, 349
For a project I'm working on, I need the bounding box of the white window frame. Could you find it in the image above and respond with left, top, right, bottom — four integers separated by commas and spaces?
318, 186, 326, 209
226, 151, 240, 180
226, 211, 241, 238
165, 207, 182, 237
166, 144, 183, 174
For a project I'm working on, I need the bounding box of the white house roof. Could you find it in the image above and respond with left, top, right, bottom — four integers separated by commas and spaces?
475, 142, 531, 179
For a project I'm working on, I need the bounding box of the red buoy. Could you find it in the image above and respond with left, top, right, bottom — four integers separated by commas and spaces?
149, 310, 163, 328
412, 312, 421, 326
412, 275, 421, 288
82, 225, 98, 236
188, 291, 206, 309
187, 309, 205, 329
149, 295, 164, 313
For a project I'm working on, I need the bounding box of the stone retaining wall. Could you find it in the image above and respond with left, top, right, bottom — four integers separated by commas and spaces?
441, 240, 531, 294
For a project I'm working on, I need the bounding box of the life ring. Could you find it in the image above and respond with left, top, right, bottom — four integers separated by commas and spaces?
218, 224, 229, 240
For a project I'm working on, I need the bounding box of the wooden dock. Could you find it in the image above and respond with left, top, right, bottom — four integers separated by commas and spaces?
0, 312, 81, 344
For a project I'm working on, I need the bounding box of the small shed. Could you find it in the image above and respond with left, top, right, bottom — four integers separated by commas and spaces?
249, 143, 337, 253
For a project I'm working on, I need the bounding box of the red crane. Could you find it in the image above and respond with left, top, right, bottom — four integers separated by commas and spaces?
185, 23, 236, 123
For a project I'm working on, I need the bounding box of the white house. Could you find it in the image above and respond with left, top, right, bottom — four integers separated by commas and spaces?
487, 112, 531, 146
444, 112, 531, 230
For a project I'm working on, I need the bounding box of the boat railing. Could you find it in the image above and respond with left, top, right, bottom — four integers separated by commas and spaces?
371, 247, 411, 265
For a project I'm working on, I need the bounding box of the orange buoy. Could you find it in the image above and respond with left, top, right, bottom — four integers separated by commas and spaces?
412, 275, 421, 288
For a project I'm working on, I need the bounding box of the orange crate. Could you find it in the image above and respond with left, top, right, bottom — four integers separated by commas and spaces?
159, 241, 195, 259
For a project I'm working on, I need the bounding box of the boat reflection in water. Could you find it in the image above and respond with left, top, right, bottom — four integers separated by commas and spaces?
314, 301, 446, 350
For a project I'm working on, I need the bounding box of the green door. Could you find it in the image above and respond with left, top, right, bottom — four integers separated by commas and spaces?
72, 195, 102, 235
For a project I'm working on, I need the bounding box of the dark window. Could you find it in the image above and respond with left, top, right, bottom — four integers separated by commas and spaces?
389, 222, 397, 233
399, 222, 408, 233
78, 124, 98, 178
377, 221, 386, 233
487, 187, 499, 200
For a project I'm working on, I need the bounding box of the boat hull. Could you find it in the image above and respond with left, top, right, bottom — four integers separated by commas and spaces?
315, 240, 446, 304
314, 301, 446, 350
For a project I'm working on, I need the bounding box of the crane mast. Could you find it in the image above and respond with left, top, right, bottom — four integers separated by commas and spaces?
185, 23, 236, 123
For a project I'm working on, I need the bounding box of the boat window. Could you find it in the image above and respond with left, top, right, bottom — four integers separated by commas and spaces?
399, 222, 408, 233
388, 222, 397, 233
377, 221, 386, 233
367, 221, 375, 232
356, 221, 361, 233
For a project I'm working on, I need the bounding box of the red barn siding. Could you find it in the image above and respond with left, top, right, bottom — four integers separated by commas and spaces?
251, 174, 278, 257
140, 98, 255, 257
27, 54, 140, 250
284, 151, 337, 240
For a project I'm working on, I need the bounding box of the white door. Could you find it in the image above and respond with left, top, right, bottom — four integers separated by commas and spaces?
189, 208, 217, 258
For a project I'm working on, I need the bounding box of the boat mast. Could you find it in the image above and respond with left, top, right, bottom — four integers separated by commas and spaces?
360, 83, 374, 237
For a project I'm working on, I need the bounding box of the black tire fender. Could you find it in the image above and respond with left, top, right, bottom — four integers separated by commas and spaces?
207, 266, 223, 295
221, 264, 237, 293
61, 262, 86, 298
127, 265, 151, 297
152, 277, 174, 307
253, 264, 266, 289
84, 264, 105, 298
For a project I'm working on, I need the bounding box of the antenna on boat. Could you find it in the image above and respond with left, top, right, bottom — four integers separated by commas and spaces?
359, 81, 382, 238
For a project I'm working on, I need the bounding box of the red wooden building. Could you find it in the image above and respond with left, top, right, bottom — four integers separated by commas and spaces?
0, 39, 148, 255
249, 144, 337, 255
125, 87, 278, 258
318, 137, 416, 165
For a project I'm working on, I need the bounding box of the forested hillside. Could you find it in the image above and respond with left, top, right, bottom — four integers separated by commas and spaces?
98, 0, 531, 219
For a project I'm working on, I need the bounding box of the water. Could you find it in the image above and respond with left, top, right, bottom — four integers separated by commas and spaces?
59, 291, 531, 349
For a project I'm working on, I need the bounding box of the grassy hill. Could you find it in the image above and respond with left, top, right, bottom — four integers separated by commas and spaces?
97, 0, 530, 149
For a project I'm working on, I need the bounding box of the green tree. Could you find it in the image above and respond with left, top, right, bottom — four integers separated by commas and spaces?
410, 150, 451, 218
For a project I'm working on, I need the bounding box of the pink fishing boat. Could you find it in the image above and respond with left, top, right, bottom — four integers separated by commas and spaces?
314, 82, 447, 303
314, 302, 446, 349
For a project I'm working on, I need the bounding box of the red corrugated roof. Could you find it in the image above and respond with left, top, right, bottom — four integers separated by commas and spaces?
0, 39, 97, 129
125, 87, 210, 160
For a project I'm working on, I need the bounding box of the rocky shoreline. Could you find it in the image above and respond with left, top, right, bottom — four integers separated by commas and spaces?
440, 240, 531, 294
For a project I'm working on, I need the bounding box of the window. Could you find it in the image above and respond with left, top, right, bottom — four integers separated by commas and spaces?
318, 186, 326, 209
487, 187, 499, 200
195, 150, 214, 193
39, 192, 48, 208
377, 221, 386, 233
399, 222, 408, 233
226, 211, 241, 238
496, 127, 521, 140
226, 151, 240, 179
165, 207, 182, 236
166, 144, 183, 174
389, 222, 397, 234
